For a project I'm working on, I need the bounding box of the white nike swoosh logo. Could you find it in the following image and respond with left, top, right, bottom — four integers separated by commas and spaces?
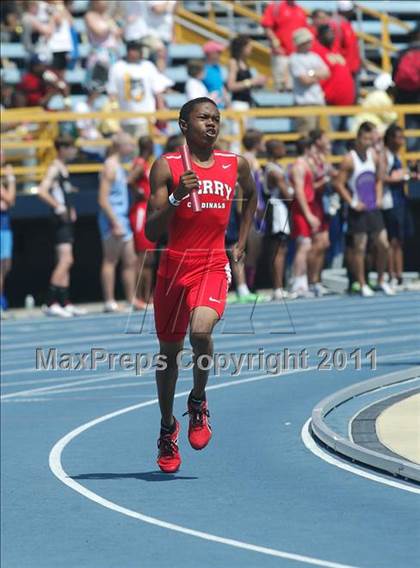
209, 297, 221, 303
222, 164, 231, 169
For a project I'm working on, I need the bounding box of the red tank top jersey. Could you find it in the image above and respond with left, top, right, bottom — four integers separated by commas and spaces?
291, 162, 315, 205
163, 150, 238, 254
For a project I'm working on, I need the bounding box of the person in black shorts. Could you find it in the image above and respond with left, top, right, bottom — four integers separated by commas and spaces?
334, 122, 394, 297
264, 139, 294, 300
381, 124, 415, 289
38, 135, 86, 317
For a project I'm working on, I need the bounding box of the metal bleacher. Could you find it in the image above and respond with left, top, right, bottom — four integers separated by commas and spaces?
1, 0, 419, 148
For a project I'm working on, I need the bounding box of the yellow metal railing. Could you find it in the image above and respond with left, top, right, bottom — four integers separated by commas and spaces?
1, 105, 419, 184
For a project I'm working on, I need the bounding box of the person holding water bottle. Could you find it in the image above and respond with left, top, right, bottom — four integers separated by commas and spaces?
145, 97, 257, 473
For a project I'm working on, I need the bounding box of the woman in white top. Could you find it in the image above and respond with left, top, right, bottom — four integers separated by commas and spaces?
48, 0, 73, 72
37, 135, 87, 317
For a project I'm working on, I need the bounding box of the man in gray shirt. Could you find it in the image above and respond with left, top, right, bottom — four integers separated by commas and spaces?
289, 28, 330, 133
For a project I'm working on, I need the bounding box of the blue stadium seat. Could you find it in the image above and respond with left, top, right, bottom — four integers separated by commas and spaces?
253, 91, 294, 107
78, 43, 90, 58
1, 43, 26, 59
359, 1, 420, 13
65, 68, 86, 83
73, 18, 86, 34
168, 44, 204, 60
165, 66, 188, 84
253, 117, 293, 133
1, 68, 21, 84
353, 21, 414, 35
71, 0, 89, 13
164, 93, 188, 109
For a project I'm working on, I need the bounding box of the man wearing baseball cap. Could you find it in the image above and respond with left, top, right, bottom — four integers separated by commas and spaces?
288, 28, 330, 133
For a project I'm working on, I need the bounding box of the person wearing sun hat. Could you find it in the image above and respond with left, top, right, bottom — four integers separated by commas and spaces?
288, 27, 330, 133
202, 40, 228, 108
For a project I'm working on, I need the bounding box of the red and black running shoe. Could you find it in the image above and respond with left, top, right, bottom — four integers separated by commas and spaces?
157, 418, 181, 473
183, 393, 212, 450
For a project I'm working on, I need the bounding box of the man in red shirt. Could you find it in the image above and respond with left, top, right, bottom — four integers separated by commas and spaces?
261, 0, 309, 90
146, 97, 257, 473
19, 55, 67, 108
312, 23, 355, 153
312, 24, 355, 106
333, 0, 361, 76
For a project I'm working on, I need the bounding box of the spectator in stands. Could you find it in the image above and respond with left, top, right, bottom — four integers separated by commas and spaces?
310, 9, 331, 36
98, 132, 139, 313
37, 135, 87, 317
334, 122, 394, 297
381, 124, 415, 290
264, 140, 294, 300
225, 188, 259, 304
312, 23, 355, 153
307, 129, 332, 296
1, 1, 22, 42
227, 35, 266, 151
119, 1, 149, 41
312, 24, 355, 107
203, 41, 229, 108
48, 0, 74, 76
22, 0, 54, 61
393, 23, 420, 151
74, 84, 107, 162
289, 28, 330, 134
289, 137, 319, 297
85, 0, 123, 87
333, 1, 361, 80
242, 129, 266, 291
19, 54, 62, 107
0, 153, 16, 317
107, 39, 173, 139
185, 59, 208, 100
127, 136, 156, 308
352, 73, 397, 135
261, 0, 309, 91
143, 1, 177, 72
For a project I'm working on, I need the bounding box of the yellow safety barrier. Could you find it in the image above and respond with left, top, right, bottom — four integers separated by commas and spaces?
1, 105, 419, 183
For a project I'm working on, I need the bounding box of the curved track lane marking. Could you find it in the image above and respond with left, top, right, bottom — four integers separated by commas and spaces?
50, 368, 359, 568
301, 419, 420, 495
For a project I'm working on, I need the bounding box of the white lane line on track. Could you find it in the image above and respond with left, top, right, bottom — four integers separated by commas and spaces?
0, 371, 154, 401
2, 330, 418, 398
301, 419, 420, 495
6, 349, 419, 400
49, 367, 360, 568
3, 303, 419, 349
2, 296, 416, 331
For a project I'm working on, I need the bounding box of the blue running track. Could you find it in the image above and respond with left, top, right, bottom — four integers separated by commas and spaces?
1, 292, 420, 568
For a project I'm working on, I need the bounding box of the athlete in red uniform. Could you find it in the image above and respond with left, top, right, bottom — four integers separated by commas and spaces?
128, 136, 156, 308
146, 97, 257, 473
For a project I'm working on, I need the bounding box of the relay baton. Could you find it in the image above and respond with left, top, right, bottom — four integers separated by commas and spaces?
180, 144, 201, 212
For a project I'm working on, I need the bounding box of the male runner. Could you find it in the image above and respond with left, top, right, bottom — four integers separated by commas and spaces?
146, 97, 257, 472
